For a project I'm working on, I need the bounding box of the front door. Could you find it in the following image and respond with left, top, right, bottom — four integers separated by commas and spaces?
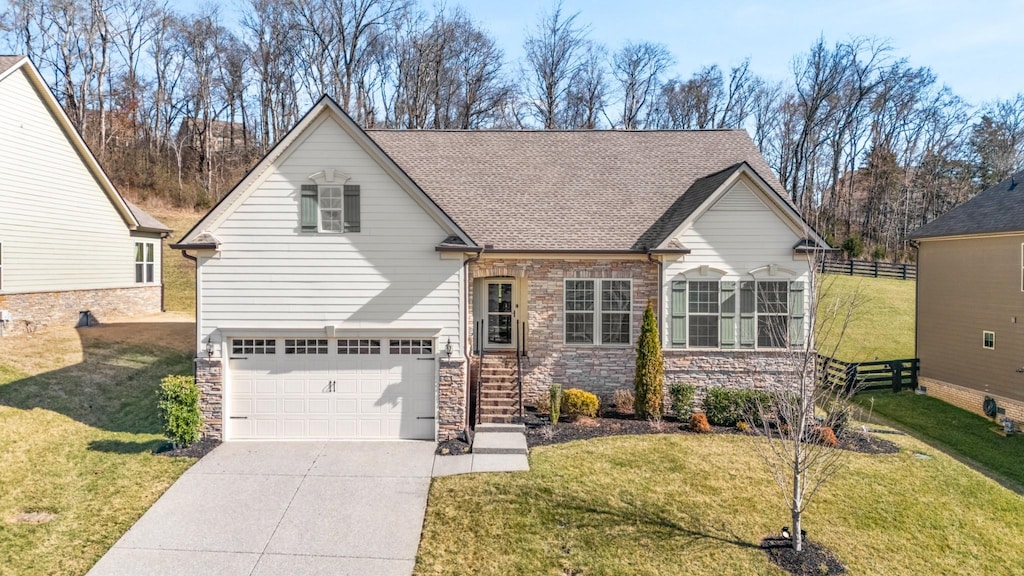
485, 281, 515, 349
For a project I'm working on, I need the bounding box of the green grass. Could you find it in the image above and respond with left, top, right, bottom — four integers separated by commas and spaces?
817, 274, 915, 362
146, 207, 202, 314
416, 434, 1024, 576
0, 321, 195, 576
856, 391, 1024, 489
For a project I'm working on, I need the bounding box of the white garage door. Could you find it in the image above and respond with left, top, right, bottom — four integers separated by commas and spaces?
227, 337, 436, 440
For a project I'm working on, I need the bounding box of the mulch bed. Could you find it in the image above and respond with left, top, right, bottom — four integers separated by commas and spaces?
153, 438, 221, 459
436, 437, 472, 456
761, 536, 847, 575
520, 409, 902, 454
837, 429, 900, 454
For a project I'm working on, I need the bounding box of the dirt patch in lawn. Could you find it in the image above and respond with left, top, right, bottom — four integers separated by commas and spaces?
522, 410, 901, 455
761, 536, 847, 575
6, 511, 57, 525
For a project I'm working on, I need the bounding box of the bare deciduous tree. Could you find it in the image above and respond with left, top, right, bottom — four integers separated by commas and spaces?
745, 256, 865, 553
523, 1, 587, 129
611, 40, 672, 129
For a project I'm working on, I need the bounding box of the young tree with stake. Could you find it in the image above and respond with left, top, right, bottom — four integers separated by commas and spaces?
745, 253, 865, 552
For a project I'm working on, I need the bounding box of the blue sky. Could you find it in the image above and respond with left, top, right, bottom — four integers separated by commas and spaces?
207, 0, 1022, 105
463, 0, 1022, 105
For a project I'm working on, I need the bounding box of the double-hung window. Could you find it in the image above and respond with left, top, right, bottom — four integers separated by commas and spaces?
688, 281, 720, 347
671, 280, 735, 348
755, 281, 789, 348
134, 241, 155, 284
673, 278, 802, 349
564, 279, 632, 345
301, 183, 361, 233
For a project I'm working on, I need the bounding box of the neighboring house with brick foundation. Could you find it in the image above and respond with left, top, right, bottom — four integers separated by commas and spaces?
173, 96, 830, 442
0, 56, 170, 334
912, 171, 1024, 426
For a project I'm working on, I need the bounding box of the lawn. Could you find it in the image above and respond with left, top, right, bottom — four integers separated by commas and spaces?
856, 391, 1024, 490
816, 274, 915, 362
0, 315, 196, 576
145, 206, 203, 314
416, 433, 1024, 576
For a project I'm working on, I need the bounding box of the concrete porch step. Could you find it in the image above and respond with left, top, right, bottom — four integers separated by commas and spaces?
481, 415, 517, 424
476, 423, 526, 434
472, 430, 528, 455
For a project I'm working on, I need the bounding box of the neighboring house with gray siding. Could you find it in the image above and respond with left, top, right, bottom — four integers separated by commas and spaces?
174, 96, 830, 442
0, 56, 170, 333
912, 171, 1024, 425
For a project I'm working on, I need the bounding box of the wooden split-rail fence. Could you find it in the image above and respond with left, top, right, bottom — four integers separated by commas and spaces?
818, 355, 920, 393
820, 258, 916, 280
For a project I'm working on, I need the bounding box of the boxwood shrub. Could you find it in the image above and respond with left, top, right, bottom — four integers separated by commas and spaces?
668, 382, 696, 417
158, 375, 202, 448
702, 387, 773, 427
562, 388, 599, 418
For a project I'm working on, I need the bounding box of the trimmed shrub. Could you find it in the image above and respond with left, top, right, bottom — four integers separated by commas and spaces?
634, 301, 664, 419
561, 388, 599, 418
612, 389, 635, 414
813, 426, 839, 447
702, 387, 773, 427
669, 382, 696, 417
549, 384, 563, 425
689, 412, 711, 433
158, 375, 202, 448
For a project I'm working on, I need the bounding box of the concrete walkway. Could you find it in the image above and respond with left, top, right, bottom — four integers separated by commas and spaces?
88, 442, 438, 576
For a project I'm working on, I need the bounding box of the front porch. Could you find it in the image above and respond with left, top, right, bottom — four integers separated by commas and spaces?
465, 257, 658, 426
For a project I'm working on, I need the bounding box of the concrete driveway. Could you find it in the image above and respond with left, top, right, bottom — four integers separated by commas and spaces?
87, 441, 437, 576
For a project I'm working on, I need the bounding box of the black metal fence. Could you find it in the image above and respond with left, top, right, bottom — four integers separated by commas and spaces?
821, 258, 916, 280
819, 355, 919, 393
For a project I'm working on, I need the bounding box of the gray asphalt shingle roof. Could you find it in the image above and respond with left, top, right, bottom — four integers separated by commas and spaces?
911, 171, 1024, 239
366, 129, 784, 251
125, 200, 171, 233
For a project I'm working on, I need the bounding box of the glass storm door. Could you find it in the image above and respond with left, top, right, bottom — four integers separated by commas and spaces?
486, 281, 514, 349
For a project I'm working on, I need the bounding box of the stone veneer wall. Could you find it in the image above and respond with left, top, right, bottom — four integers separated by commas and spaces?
438, 359, 467, 439
663, 351, 806, 409
196, 359, 224, 439
469, 258, 658, 402
0, 285, 162, 335
467, 258, 807, 409
921, 376, 1024, 425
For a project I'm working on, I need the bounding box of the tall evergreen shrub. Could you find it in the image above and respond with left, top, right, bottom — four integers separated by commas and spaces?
634, 300, 664, 419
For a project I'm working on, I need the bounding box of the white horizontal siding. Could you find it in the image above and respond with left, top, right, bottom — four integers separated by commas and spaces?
663, 177, 811, 347
200, 114, 463, 357
0, 68, 137, 292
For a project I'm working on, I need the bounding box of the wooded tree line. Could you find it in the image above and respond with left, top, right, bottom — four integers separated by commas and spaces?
3, 0, 1023, 259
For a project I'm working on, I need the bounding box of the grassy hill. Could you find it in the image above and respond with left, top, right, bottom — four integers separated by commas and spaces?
816, 274, 916, 362
144, 205, 203, 314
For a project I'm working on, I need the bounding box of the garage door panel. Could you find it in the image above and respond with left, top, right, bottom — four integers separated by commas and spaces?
254, 419, 278, 437
282, 420, 306, 437
255, 379, 278, 394
254, 399, 279, 414
228, 337, 436, 440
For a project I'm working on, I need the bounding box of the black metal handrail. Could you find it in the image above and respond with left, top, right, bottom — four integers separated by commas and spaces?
516, 321, 524, 418
475, 319, 483, 426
